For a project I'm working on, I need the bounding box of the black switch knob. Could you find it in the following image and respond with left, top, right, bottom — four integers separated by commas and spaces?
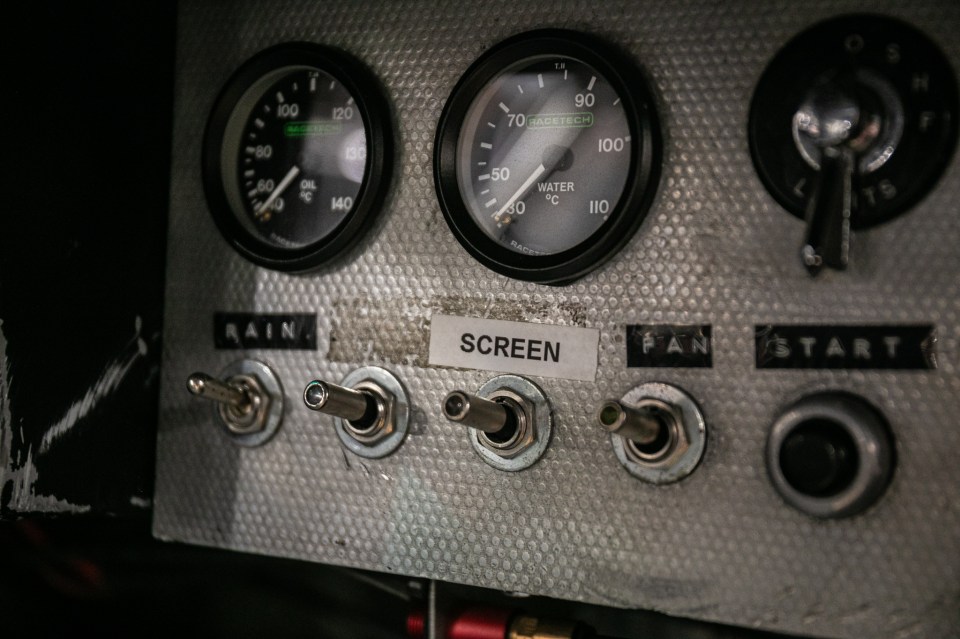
749, 15, 958, 275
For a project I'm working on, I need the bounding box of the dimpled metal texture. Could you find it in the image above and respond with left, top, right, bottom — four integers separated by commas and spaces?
154, 2, 960, 637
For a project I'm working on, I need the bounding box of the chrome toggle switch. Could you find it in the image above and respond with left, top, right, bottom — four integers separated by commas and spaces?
442, 375, 552, 472
303, 366, 409, 459
598, 383, 706, 484
187, 359, 284, 446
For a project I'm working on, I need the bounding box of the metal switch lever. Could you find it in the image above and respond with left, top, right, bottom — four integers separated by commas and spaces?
793, 73, 884, 275
303, 379, 377, 424
801, 145, 854, 274
187, 373, 251, 410
596, 399, 664, 445
442, 390, 513, 434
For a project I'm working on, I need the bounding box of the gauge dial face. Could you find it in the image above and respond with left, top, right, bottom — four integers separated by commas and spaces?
435, 31, 661, 283
230, 68, 366, 249
204, 44, 391, 271
457, 56, 630, 256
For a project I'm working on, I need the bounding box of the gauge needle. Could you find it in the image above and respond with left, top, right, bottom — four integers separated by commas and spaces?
258, 165, 301, 213
493, 163, 545, 219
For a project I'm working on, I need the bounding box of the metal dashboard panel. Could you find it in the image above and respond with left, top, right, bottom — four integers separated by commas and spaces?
154, 2, 960, 637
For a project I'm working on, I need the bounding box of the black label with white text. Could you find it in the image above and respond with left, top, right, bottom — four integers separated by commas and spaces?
626, 325, 713, 368
214, 312, 317, 350
755, 324, 936, 369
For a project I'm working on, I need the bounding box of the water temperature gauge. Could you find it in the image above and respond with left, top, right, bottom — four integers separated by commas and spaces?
203, 43, 392, 271
435, 30, 661, 284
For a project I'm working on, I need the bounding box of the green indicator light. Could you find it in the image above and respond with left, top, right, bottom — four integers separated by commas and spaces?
283, 121, 343, 137
525, 112, 594, 129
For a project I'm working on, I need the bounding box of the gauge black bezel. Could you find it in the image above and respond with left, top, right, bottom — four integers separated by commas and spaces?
203, 42, 393, 272
434, 29, 661, 285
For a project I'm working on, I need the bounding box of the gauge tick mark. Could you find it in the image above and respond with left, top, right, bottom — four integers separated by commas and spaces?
499, 102, 510, 113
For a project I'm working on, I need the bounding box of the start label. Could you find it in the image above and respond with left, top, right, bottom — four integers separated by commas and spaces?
755, 324, 936, 369
428, 314, 599, 381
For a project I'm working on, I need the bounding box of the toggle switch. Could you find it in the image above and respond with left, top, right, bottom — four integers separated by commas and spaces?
749, 14, 958, 275
303, 366, 409, 459
187, 359, 284, 446
442, 375, 552, 471
597, 398, 666, 447
304, 380, 381, 429
598, 383, 706, 484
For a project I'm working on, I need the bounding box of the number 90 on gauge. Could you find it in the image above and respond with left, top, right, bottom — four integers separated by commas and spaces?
435, 30, 662, 284
203, 43, 392, 272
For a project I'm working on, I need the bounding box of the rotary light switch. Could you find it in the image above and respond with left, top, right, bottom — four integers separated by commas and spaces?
749, 14, 958, 275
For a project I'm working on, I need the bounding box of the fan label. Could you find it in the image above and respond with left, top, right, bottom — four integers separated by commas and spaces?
626, 325, 713, 367
429, 314, 599, 381
755, 324, 936, 369
214, 312, 317, 350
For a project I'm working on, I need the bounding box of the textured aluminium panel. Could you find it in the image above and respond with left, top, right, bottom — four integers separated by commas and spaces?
154, 2, 960, 638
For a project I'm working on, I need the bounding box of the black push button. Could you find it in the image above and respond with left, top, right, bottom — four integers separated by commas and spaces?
779, 418, 859, 497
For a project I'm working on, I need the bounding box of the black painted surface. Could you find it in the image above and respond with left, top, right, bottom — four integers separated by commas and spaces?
0, 1, 175, 517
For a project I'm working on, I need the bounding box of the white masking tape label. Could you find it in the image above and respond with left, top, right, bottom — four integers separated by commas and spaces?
428, 314, 599, 381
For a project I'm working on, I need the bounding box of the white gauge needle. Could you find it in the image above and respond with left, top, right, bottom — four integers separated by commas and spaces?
258, 165, 301, 213
493, 163, 545, 219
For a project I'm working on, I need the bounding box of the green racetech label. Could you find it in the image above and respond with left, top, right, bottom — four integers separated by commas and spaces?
283, 121, 343, 137
525, 111, 594, 129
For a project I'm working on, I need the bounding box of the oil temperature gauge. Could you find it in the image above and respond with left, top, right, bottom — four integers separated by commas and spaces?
435, 30, 661, 284
203, 43, 392, 271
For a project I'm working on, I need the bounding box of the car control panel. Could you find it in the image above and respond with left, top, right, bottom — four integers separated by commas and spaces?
154, 2, 960, 638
